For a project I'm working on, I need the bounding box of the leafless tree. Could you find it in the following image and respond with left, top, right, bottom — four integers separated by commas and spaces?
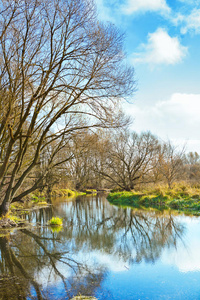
0, 0, 135, 215
97, 130, 159, 191
157, 141, 185, 189
184, 151, 200, 183
67, 129, 112, 190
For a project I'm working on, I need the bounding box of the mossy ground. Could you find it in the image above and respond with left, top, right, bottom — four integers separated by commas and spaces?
107, 184, 200, 216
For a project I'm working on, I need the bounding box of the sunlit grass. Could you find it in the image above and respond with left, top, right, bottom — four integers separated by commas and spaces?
51, 188, 86, 197
48, 217, 63, 226
107, 183, 200, 216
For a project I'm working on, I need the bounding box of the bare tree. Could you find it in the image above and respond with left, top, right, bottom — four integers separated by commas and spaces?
184, 151, 200, 183
97, 130, 159, 191
157, 141, 185, 189
67, 129, 112, 190
0, 0, 135, 215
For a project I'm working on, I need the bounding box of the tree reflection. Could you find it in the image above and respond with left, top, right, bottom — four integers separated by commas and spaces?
54, 195, 185, 263
0, 195, 186, 299
0, 228, 106, 299
0, 234, 42, 299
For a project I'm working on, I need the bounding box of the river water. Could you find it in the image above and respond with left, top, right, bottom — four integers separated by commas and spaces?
1, 194, 200, 299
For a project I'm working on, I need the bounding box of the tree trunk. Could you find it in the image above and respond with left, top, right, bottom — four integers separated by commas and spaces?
0, 200, 10, 217
125, 186, 132, 191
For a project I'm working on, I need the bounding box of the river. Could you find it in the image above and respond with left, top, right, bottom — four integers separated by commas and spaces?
1, 194, 200, 299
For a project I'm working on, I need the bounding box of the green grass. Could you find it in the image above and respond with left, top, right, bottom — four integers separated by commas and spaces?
51, 189, 86, 197
48, 217, 63, 226
107, 184, 200, 216
31, 194, 46, 203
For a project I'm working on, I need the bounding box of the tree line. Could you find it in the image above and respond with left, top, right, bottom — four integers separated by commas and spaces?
40, 128, 199, 193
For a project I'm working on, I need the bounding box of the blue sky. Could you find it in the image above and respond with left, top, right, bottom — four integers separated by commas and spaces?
95, 0, 200, 152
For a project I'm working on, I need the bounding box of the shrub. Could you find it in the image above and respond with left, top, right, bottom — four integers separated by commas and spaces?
48, 217, 63, 226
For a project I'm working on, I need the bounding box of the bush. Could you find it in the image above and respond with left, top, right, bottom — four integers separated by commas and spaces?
48, 217, 63, 226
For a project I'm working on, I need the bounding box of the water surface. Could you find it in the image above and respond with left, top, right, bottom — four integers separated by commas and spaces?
1, 194, 200, 299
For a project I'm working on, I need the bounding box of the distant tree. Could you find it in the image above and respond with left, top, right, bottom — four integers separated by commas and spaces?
184, 151, 200, 183
98, 130, 159, 191
157, 141, 185, 188
63, 129, 111, 190
186, 152, 200, 165
66, 131, 98, 190
0, 0, 135, 215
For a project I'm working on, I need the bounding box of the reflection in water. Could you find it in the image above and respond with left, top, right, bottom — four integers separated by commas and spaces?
55, 195, 185, 263
0, 195, 186, 299
0, 228, 105, 299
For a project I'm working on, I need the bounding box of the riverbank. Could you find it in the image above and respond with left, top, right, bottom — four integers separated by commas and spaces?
0, 188, 95, 228
107, 184, 200, 215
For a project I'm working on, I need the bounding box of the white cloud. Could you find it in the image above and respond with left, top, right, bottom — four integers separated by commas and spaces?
122, 0, 170, 15
171, 8, 200, 35
162, 218, 200, 273
156, 93, 200, 122
132, 28, 187, 66
95, 0, 116, 22
89, 251, 130, 272
164, 247, 200, 272
124, 93, 200, 152
181, 9, 200, 34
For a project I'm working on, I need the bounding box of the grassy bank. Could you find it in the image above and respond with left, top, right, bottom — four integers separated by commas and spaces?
50, 188, 86, 197
107, 184, 200, 215
27, 188, 86, 205
5, 188, 85, 227
0, 188, 93, 228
